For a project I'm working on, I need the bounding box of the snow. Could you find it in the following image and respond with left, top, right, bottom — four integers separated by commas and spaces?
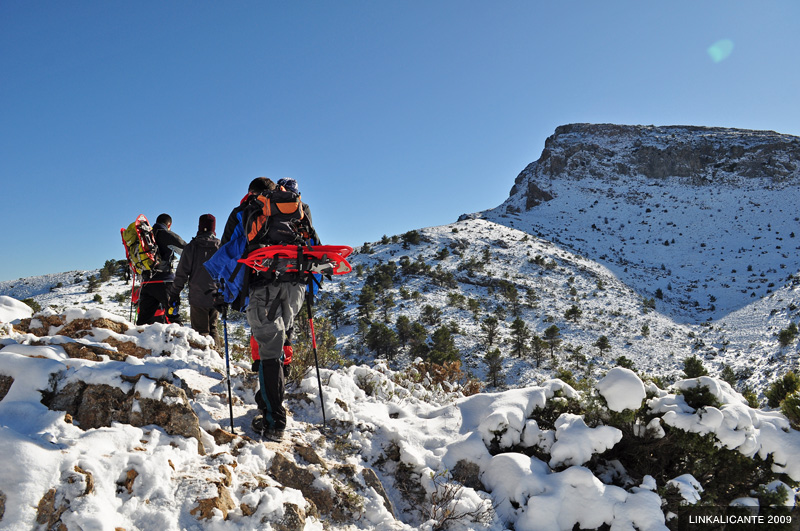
596, 367, 646, 412
0, 295, 32, 323
1, 295, 796, 529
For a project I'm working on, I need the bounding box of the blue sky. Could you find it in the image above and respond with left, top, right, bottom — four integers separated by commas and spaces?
2, 1, 799, 282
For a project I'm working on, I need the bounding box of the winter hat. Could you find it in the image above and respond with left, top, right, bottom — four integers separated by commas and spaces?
277, 178, 299, 195
198, 214, 216, 234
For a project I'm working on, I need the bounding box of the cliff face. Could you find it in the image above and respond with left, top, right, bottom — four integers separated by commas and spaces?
509, 123, 800, 209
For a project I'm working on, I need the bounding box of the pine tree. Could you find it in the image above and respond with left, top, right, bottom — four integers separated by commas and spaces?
401, 230, 421, 247
357, 286, 376, 321
594, 335, 611, 355
543, 325, 561, 358
421, 305, 442, 326
395, 315, 413, 348
408, 322, 429, 358
366, 322, 399, 360
481, 316, 500, 348
87, 275, 101, 293
765, 371, 800, 408
329, 299, 346, 329
485, 348, 504, 388
509, 318, 530, 358
564, 304, 582, 322
379, 291, 395, 323
428, 326, 459, 365
683, 355, 708, 378
531, 335, 547, 368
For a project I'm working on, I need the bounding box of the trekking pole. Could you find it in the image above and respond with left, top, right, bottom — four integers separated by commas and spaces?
128, 269, 135, 322
305, 278, 327, 428
222, 305, 236, 433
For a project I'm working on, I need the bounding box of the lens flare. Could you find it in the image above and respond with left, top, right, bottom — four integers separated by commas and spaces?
707, 39, 734, 63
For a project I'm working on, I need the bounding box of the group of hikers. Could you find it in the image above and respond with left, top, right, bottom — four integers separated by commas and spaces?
131, 177, 318, 441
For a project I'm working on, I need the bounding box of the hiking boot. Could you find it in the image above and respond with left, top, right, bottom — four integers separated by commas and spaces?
251, 415, 267, 436
263, 428, 285, 442
251, 415, 285, 441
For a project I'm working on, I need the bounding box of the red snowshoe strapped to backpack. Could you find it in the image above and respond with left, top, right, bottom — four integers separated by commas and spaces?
239, 245, 353, 277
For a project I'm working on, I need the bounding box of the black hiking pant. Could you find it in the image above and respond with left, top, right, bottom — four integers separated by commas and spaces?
190, 305, 220, 348
137, 281, 170, 325
255, 358, 286, 431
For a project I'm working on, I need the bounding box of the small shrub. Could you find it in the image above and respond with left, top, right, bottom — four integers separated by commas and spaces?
22, 298, 41, 313
780, 392, 800, 429
683, 355, 708, 378
616, 355, 634, 369
778, 323, 798, 347
765, 371, 800, 408
679, 383, 721, 410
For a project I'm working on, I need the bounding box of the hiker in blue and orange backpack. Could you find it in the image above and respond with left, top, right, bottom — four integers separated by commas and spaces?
137, 213, 186, 326
206, 176, 353, 437
211, 177, 316, 440
246, 177, 316, 440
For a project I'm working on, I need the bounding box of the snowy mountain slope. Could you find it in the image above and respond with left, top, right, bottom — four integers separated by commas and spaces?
470, 123, 800, 391
486, 123, 800, 324
328, 218, 701, 387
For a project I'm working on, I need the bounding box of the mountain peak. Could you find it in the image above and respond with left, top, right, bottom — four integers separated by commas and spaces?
507, 123, 800, 207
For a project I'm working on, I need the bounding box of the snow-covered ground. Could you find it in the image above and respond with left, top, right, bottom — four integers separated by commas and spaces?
1, 295, 799, 530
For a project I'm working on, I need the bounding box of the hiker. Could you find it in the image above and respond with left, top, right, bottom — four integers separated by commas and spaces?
224, 177, 318, 439
167, 214, 222, 347
137, 213, 186, 326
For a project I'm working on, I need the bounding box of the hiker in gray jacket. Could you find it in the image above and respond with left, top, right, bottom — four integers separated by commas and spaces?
168, 214, 222, 347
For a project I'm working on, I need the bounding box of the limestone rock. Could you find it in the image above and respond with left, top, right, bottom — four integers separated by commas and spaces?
100, 337, 151, 359
361, 467, 395, 517
0, 375, 13, 401
44, 375, 205, 454
36, 488, 68, 530
190, 482, 236, 521
272, 503, 306, 531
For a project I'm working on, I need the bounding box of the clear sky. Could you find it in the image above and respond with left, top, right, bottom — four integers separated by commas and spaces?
2, 1, 799, 282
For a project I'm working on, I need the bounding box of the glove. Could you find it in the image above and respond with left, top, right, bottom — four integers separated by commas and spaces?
212, 291, 228, 313
251, 359, 260, 373
282, 344, 293, 365
167, 297, 180, 317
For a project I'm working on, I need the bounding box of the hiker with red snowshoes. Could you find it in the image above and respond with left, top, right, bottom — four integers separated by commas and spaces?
213, 177, 318, 440
167, 214, 222, 347
137, 213, 186, 326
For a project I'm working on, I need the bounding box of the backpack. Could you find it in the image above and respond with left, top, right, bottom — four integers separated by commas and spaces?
244, 189, 310, 250
121, 214, 160, 274
204, 189, 314, 311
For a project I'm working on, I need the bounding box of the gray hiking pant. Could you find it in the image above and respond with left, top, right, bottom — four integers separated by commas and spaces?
246, 281, 305, 361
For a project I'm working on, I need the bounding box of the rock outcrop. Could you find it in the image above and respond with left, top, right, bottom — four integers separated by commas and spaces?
43, 374, 205, 454
509, 123, 800, 210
